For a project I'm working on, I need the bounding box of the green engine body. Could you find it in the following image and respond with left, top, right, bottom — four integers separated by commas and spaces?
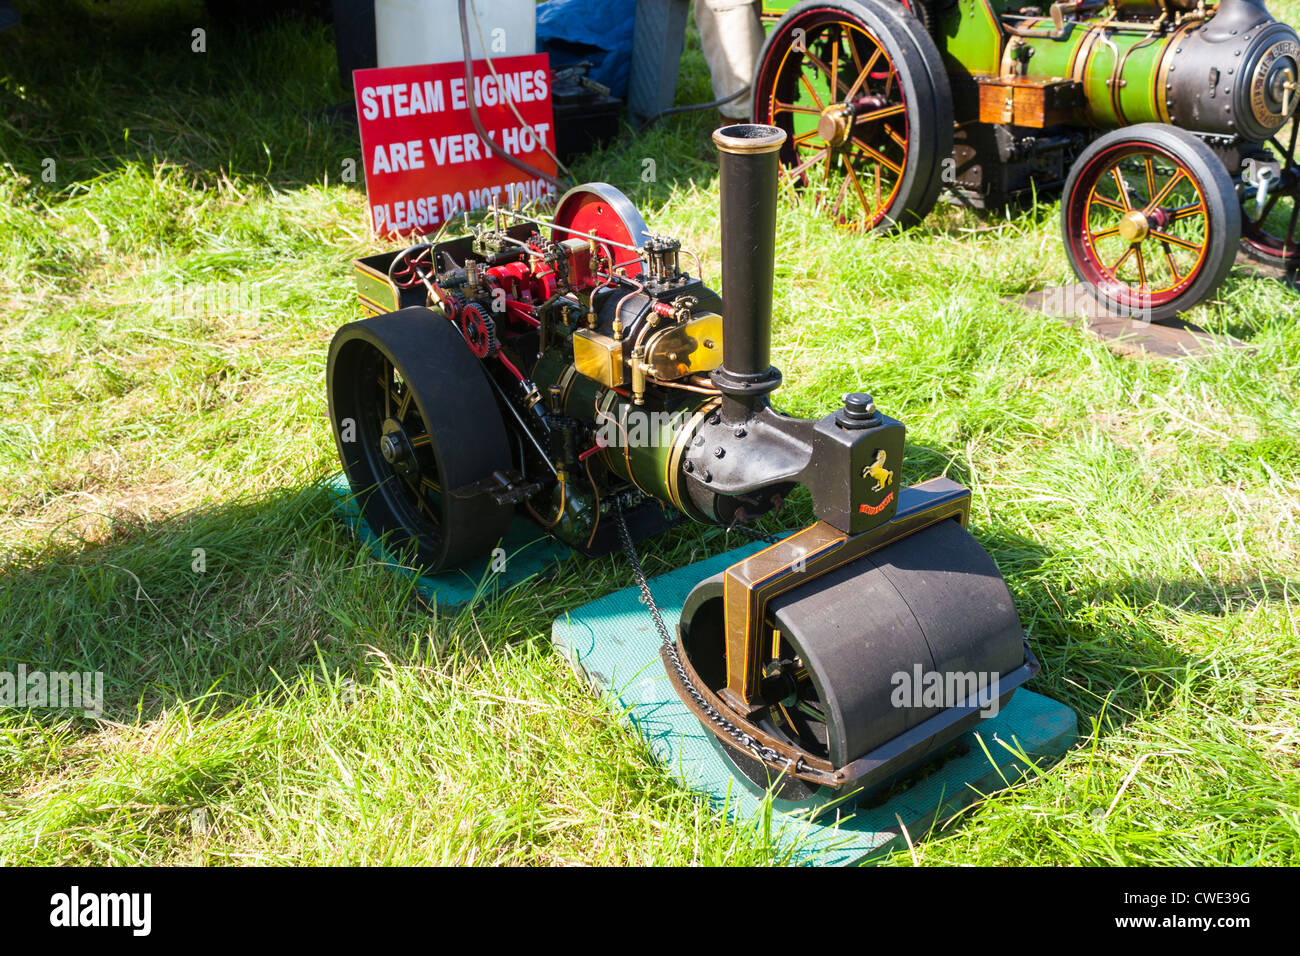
761, 0, 1298, 141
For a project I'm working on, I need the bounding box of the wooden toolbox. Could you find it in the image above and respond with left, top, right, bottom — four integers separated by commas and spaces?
975, 75, 1083, 128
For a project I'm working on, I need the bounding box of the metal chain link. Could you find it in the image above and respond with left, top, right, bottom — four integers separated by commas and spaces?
725, 521, 780, 545
612, 504, 790, 769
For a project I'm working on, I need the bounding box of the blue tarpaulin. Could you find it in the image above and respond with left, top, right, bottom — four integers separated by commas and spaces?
537, 0, 637, 98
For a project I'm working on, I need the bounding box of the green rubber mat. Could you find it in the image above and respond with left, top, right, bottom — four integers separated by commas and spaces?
551, 540, 1078, 866
327, 474, 571, 610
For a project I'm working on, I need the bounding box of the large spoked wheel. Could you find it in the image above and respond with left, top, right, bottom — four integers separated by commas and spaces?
328, 307, 515, 572
752, 0, 953, 233
1240, 111, 1300, 269
1062, 124, 1241, 324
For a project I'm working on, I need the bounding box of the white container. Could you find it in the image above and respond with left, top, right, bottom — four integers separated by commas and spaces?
375, 0, 537, 69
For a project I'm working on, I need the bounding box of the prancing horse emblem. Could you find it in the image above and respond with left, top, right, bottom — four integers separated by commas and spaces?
863, 450, 893, 493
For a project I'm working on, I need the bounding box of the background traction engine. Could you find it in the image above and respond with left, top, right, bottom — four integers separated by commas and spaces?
328, 125, 1039, 803
755, 0, 1300, 320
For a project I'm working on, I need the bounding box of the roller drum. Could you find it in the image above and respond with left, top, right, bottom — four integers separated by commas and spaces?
768, 518, 1024, 771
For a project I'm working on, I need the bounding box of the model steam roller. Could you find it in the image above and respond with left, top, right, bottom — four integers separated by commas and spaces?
328, 125, 1040, 806
755, 0, 1300, 320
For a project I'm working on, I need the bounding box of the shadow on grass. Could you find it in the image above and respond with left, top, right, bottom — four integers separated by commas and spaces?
0, 1, 357, 194
0, 480, 422, 726
0, 0, 727, 206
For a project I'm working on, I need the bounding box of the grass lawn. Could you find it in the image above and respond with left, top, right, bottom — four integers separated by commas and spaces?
0, 0, 1297, 865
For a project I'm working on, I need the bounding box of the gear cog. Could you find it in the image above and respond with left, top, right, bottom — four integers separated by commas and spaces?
460, 302, 501, 359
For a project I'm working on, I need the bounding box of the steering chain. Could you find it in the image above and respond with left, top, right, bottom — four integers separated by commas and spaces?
611, 503, 791, 771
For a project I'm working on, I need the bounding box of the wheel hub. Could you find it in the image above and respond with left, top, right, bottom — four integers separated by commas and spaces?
379, 420, 417, 476
1118, 209, 1151, 244
817, 105, 853, 147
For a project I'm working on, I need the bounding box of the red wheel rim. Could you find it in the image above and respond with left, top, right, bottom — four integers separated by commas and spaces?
754, 7, 910, 231
1066, 141, 1215, 310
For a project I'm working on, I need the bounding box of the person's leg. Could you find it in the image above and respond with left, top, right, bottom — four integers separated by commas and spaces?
693, 0, 763, 121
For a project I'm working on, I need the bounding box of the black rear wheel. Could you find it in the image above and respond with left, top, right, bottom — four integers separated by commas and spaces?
327, 307, 515, 572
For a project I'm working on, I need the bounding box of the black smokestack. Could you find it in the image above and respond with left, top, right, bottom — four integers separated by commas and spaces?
710, 124, 786, 421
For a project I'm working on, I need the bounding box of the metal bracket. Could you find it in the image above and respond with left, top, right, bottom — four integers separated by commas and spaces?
450, 469, 541, 506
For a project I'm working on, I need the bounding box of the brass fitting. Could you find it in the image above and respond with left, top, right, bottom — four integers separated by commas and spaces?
630, 346, 647, 405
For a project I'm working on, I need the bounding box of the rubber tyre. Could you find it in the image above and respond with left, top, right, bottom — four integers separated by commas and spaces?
1061, 124, 1241, 324
327, 307, 515, 572
752, 0, 954, 233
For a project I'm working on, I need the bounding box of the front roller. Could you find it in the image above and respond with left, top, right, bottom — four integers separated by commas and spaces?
671, 479, 1039, 804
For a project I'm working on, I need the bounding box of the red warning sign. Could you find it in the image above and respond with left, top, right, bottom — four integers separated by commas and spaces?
352, 53, 558, 238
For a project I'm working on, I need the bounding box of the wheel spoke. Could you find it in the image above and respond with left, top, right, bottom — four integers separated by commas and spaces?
842, 157, 873, 221
788, 147, 830, 179
855, 103, 906, 124
1144, 168, 1188, 213
382, 361, 392, 419
828, 163, 852, 219
849, 137, 903, 175
801, 49, 845, 100
1144, 157, 1156, 204
1148, 229, 1203, 252
1090, 193, 1127, 212
801, 39, 848, 101
798, 73, 826, 111
846, 25, 865, 75
401, 473, 438, 523
1111, 245, 1137, 273
830, 26, 840, 101
1090, 227, 1121, 241
1161, 243, 1183, 284
774, 100, 821, 116
1134, 245, 1148, 289
1111, 168, 1134, 210
845, 47, 883, 102
1169, 201, 1206, 223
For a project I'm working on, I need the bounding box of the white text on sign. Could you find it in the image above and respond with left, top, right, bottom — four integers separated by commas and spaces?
358, 70, 551, 120
370, 124, 553, 175
371, 177, 556, 233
